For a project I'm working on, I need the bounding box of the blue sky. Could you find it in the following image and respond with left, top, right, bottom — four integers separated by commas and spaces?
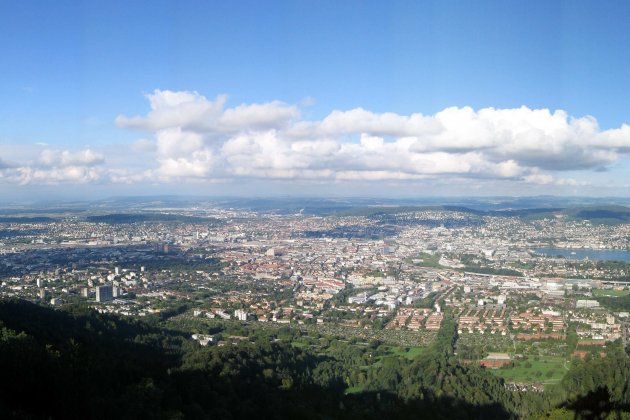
2, 0, 630, 200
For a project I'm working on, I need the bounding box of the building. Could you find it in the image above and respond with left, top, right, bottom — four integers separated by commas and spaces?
480, 353, 511, 369
96, 284, 113, 303
234, 309, 248, 321
576, 299, 600, 309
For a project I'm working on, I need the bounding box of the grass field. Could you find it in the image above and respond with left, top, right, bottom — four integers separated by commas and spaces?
592, 288, 630, 297
344, 385, 364, 394
490, 355, 566, 384
405, 252, 441, 268
384, 345, 426, 359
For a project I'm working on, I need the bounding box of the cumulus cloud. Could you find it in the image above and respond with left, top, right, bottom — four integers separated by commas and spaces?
115, 90, 226, 132
116, 89, 298, 134
0, 147, 106, 185
18, 166, 102, 184
291, 108, 439, 138
29, 148, 105, 184
39, 149, 104, 168
8, 91, 630, 192
157, 149, 215, 179
111, 92, 630, 188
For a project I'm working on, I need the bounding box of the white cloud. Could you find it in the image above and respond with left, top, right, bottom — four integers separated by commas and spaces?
115, 90, 227, 132
156, 150, 214, 179
155, 128, 205, 159
289, 108, 439, 138
39, 149, 104, 167
522, 173, 555, 185
116, 89, 298, 134
7, 91, 630, 193
17, 166, 103, 185
111, 92, 630, 187
219, 101, 299, 131
0, 147, 106, 185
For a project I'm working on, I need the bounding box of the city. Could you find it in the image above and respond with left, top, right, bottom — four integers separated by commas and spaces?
4, 0, 630, 418
3, 201, 630, 394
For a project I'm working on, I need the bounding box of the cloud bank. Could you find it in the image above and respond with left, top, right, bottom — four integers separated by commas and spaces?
4, 89, 630, 193
0, 147, 105, 185
112, 89, 630, 187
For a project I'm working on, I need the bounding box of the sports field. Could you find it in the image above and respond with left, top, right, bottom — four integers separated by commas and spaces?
490, 355, 566, 384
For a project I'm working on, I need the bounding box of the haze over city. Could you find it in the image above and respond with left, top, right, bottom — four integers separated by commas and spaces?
3, 0, 630, 201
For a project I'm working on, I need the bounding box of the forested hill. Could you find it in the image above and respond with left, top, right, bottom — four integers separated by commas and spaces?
343, 204, 630, 225
85, 213, 220, 224
1, 299, 630, 419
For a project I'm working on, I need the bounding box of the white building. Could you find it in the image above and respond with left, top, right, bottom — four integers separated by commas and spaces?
576, 299, 599, 309
234, 309, 248, 321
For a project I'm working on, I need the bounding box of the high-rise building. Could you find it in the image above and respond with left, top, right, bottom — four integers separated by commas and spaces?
96, 284, 113, 303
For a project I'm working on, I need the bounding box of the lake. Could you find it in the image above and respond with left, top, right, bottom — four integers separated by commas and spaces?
535, 247, 630, 263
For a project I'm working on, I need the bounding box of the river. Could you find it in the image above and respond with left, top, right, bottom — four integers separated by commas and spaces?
535, 247, 630, 263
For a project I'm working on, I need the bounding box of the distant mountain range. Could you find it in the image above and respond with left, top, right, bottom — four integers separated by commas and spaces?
1, 196, 630, 224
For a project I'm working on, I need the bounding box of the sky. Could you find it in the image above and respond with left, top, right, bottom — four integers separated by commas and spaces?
2, 0, 630, 201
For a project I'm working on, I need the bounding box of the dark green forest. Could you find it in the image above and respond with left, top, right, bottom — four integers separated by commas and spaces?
1, 299, 629, 419
85, 213, 220, 224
